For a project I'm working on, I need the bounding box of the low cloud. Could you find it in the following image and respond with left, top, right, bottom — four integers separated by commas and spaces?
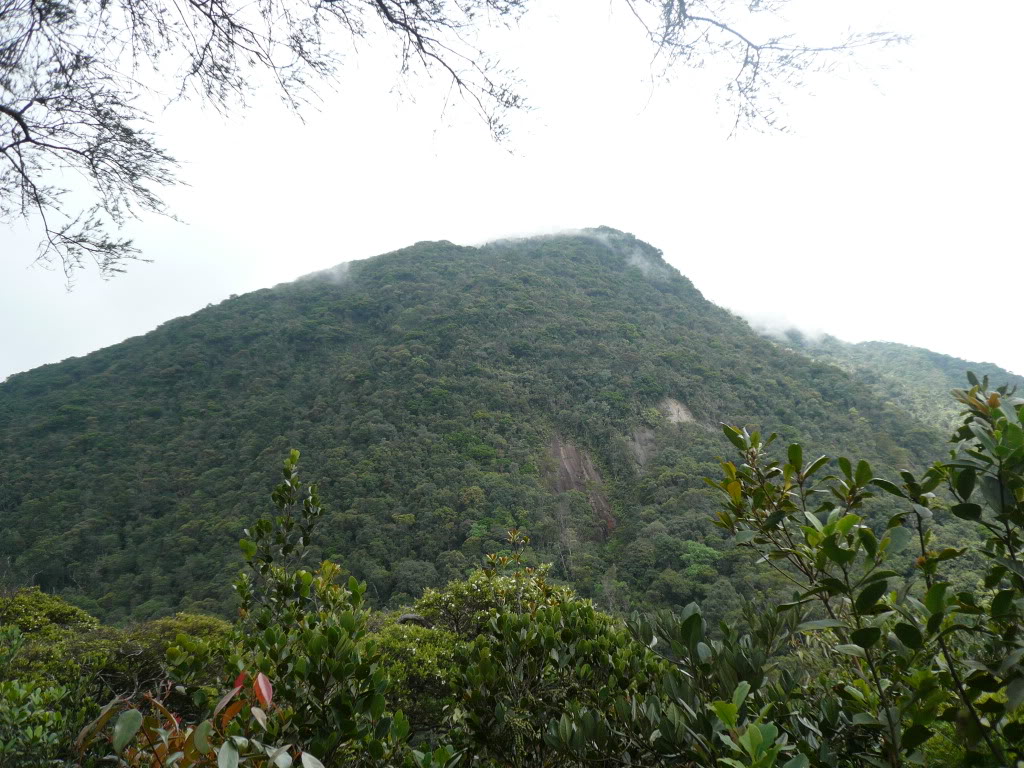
739, 310, 829, 347
295, 261, 352, 286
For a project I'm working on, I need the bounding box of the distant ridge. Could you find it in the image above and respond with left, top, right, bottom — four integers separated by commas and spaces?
777, 332, 1024, 432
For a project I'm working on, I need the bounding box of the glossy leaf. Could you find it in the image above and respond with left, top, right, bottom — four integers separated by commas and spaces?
218, 741, 240, 768
112, 709, 143, 753
255, 672, 273, 708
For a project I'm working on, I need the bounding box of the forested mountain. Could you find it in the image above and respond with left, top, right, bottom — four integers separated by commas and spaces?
0, 228, 955, 623
774, 333, 1023, 433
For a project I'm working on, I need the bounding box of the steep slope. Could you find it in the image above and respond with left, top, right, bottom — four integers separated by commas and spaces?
0, 228, 946, 622
781, 332, 1024, 433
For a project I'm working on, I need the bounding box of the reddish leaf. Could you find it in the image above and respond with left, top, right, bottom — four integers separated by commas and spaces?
255, 672, 274, 709
212, 686, 243, 719
146, 695, 179, 728
233, 671, 248, 689
220, 700, 244, 731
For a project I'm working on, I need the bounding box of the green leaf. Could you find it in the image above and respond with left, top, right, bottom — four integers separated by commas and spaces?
112, 709, 143, 754
836, 513, 861, 535
852, 713, 882, 726
218, 742, 240, 768
871, 478, 905, 498
838, 457, 853, 481
783, 755, 810, 768
697, 641, 712, 662
950, 503, 982, 521
955, 468, 976, 500
712, 700, 738, 729
558, 713, 572, 745
788, 444, 803, 468
796, 619, 846, 631
805, 455, 830, 477
731, 680, 751, 711
851, 626, 881, 648
734, 530, 757, 545
925, 583, 948, 614
992, 589, 1015, 616
994, 557, 1024, 580
269, 745, 294, 768
367, 740, 385, 760
1006, 677, 1024, 712
301, 754, 326, 768
370, 693, 386, 720
902, 724, 934, 751
966, 673, 1001, 693
858, 528, 878, 559
194, 720, 213, 754
392, 711, 410, 742
894, 623, 923, 650
835, 644, 866, 658
803, 511, 824, 532
1003, 721, 1024, 746
855, 580, 888, 613
855, 460, 873, 486
823, 536, 856, 565
723, 425, 748, 451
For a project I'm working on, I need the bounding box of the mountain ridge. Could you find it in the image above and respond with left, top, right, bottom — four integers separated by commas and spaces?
776, 331, 1024, 432
0, 229, 973, 623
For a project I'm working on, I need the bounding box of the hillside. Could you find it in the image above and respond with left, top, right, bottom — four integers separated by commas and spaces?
779, 331, 1024, 432
0, 228, 949, 622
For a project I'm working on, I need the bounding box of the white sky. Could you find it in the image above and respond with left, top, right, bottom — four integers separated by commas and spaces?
2, 0, 1022, 381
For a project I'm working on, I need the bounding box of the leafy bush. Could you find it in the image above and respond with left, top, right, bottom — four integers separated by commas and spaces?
0, 679, 78, 767
696, 374, 1023, 766
84, 450, 452, 767
371, 620, 461, 738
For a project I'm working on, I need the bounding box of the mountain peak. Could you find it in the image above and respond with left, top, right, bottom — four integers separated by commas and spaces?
0, 229, 945, 622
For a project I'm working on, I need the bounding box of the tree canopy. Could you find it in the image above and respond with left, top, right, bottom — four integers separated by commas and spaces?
0, 230, 966, 624
4, 372, 1021, 766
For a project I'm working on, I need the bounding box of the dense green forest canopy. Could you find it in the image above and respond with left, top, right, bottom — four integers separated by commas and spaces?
3, 380, 1022, 767
0, 228, 965, 623
775, 332, 1023, 433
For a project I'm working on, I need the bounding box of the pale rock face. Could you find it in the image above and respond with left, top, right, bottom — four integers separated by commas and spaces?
660, 397, 695, 424
546, 435, 615, 532
628, 428, 656, 466
627, 399, 695, 468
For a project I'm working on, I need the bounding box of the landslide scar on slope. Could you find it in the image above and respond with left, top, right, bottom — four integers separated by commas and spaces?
628, 398, 695, 468
547, 435, 615, 533
660, 397, 695, 424
628, 428, 656, 467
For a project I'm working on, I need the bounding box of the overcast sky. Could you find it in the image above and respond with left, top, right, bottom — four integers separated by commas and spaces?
2, 0, 1022, 381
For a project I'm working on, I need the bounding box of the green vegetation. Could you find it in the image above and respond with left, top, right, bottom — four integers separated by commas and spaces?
2, 230, 1020, 765
0, 592, 228, 766
780, 333, 1024, 433
3, 374, 1020, 766
0, 229, 948, 624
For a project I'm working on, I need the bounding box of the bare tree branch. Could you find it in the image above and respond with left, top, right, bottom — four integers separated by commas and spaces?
0, 0, 903, 283
630, 0, 907, 133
